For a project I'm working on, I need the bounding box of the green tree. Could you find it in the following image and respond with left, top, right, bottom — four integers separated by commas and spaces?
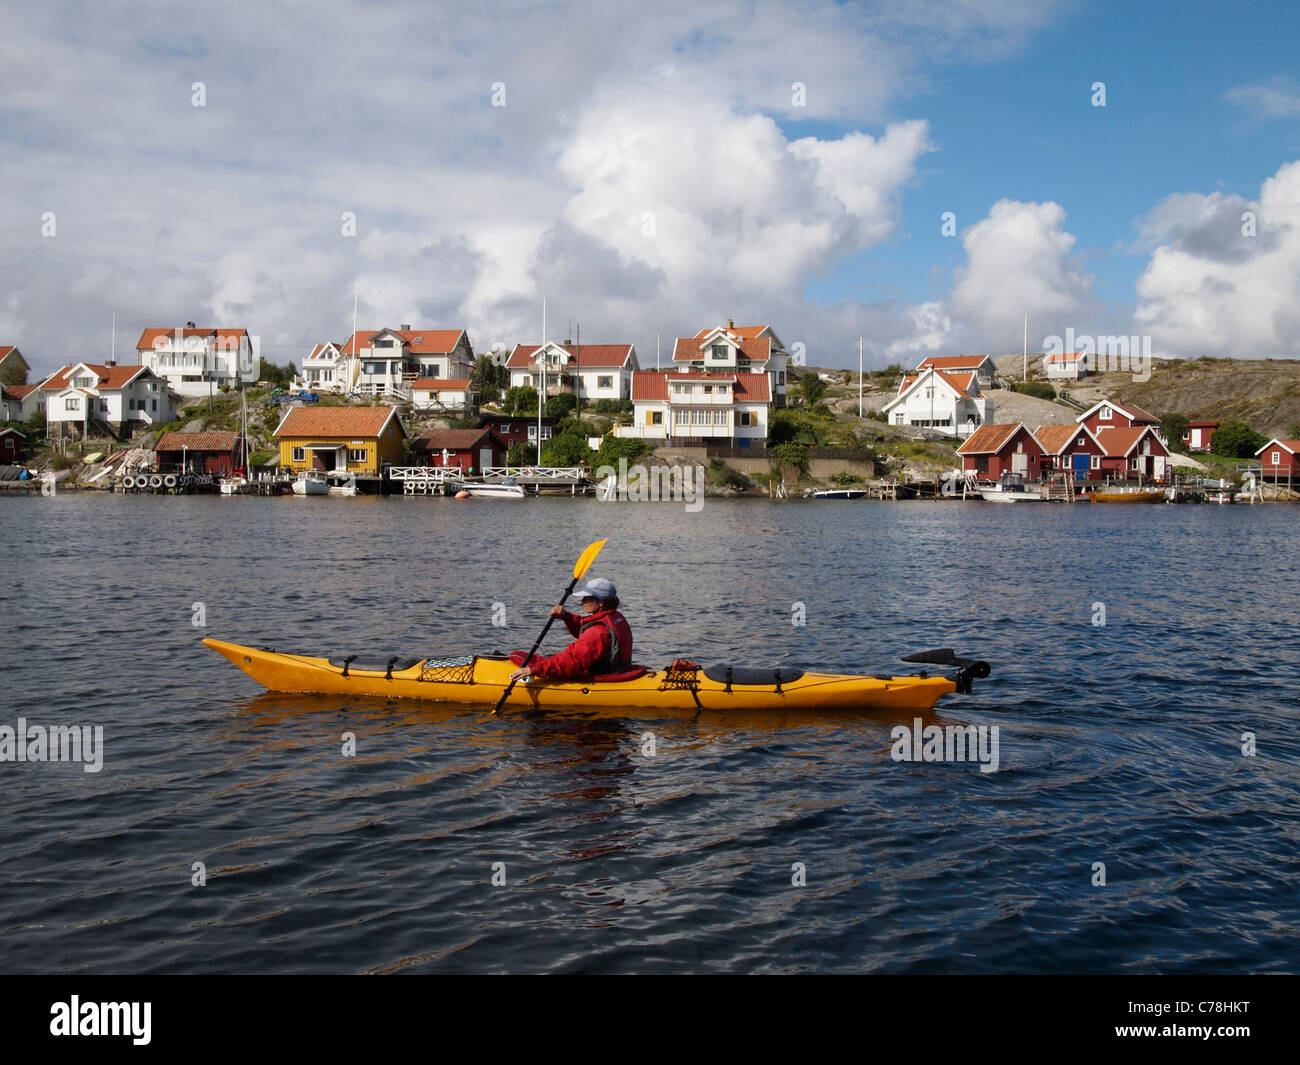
540, 424, 593, 466
501, 385, 537, 415
258, 359, 297, 388
1210, 420, 1267, 458
1161, 413, 1189, 454
799, 373, 827, 404
595, 435, 648, 467
0, 361, 25, 386
545, 392, 577, 421
1287, 420, 1300, 440
470, 355, 508, 403
506, 440, 537, 466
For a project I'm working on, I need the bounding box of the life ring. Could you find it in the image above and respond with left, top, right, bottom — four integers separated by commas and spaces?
149, 474, 163, 489
522, 468, 535, 476
122, 474, 136, 489
163, 474, 177, 489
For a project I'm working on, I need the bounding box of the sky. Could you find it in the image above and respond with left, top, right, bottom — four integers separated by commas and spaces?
3, 0, 1300, 378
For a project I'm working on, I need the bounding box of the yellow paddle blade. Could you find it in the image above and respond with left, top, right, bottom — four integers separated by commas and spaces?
573, 539, 607, 581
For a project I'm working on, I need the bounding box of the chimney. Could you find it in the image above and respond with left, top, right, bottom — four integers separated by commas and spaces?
727, 318, 734, 330
105, 359, 116, 367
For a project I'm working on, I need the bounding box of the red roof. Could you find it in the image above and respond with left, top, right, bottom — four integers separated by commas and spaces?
631, 370, 771, 403
1094, 425, 1167, 458
1255, 439, 1300, 456
956, 423, 1026, 455
412, 378, 471, 390
1044, 351, 1086, 363
413, 428, 502, 452
672, 335, 773, 362
692, 324, 770, 341
898, 369, 977, 395
274, 405, 405, 439
3, 383, 38, 399
137, 327, 248, 350
505, 343, 634, 369
916, 355, 991, 371
39, 363, 150, 391
1032, 424, 1097, 455
155, 431, 242, 452
340, 328, 467, 356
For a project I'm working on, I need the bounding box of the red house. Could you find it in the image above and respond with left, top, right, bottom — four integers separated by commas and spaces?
956, 423, 1046, 478
481, 415, 556, 453
0, 427, 25, 464
1076, 399, 1161, 436
1033, 424, 1105, 481
154, 430, 246, 474
1094, 425, 1171, 481
1254, 439, 1300, 483
413, 428, 507, 473
1184, 420, 1218, 453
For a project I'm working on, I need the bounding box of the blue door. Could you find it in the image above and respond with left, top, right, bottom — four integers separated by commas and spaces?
1071, 453, 1089, 481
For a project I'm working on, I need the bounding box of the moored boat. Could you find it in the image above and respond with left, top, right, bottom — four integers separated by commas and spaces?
978, 472, 1044, 502
1089, 486, 1167, 503
203, 638, 989, 713
458, 477, 526, 498
812, 488, 867, 500
292, 471, 330, 496
326, 470, 358, 496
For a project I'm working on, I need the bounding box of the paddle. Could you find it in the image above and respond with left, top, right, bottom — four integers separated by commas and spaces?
490, 538, 607, 714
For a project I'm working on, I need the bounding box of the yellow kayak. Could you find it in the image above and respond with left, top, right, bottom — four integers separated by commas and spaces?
203, 638, 988, 713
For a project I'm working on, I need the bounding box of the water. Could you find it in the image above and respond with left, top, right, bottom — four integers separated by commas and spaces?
1, 492, 1297, 973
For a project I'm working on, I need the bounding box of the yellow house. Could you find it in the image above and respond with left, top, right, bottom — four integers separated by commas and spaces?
273, 405, 407, 475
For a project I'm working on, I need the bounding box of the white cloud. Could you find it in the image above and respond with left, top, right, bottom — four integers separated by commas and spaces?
1224, 76, 1300, 122
1134, 160, 1300, 356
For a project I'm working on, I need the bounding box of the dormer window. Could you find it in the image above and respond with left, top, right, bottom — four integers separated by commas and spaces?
1100, 405, 1112, 420
711, 345, 728, 360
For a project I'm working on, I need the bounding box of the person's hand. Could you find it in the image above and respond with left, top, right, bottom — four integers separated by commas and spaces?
549, 604, 565, 618
509, 665, 532, 682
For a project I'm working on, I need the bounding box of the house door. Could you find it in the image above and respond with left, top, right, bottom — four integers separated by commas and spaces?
1153, 456, 1166, 481
1011, 452, 1028, 475
1072, 453, 1090, 481
479, 447, 493, 471
312, 450, 328, 471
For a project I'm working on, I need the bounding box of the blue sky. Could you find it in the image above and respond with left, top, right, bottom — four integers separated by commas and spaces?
3, 0, 1299, 375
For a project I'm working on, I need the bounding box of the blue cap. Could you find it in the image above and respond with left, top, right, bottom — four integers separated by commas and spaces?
578, 578, 617, 601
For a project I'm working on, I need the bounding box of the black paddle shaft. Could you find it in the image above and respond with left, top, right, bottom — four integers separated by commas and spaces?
491, 576, 580, 713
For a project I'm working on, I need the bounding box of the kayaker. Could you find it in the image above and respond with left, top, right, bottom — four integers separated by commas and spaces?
508, 578, 634, 682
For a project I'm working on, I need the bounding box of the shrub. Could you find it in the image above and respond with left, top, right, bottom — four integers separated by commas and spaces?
1012, 380, 1056, 400
594, 436, 648, 468
507, 441, 537, 466
707, 459, 751, 490
590, 399, 632, 414
1211, 421, 1268, 458
501, 386, 538, 415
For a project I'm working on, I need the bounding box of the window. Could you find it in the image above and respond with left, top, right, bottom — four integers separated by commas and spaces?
597, 376, 612, 389
711, 344, 727, 360
777, 371, 785, 385
894, 413, 904, 425
702, 385, 712, 394
1131, 458, 1141, 471
737, 411, 752, 427
74, 376, 93, 388
151, 399, 157, 412
1100, 405, 1112, 420
499, 424, 510, 434
292, 447, 306, 462
1273, 451, 1282, 465
650, 411, 663, 425
1076, 437, 1085, 446
65, 398, 80, 411
348, 448, 367, 462
376, 338, 396, 348
1090, 455, 1100, 470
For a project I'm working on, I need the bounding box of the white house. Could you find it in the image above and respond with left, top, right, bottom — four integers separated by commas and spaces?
39, 362, 177, 442
625, 370, 770, 446
136, 326, 256, 397
672, 321, 789, 408
337, 327, 475, 400
411, 378, 474, 413
1043, 351, 1088, 380
505, 342, 639, 401
881, 367, 993, 437
915, 354, 997, 389
301, 342, 346, 391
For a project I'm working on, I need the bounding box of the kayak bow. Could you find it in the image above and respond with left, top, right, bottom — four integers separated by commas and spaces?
203, 638, 988, 713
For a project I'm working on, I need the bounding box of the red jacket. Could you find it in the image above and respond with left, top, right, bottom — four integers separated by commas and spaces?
524, 607, 633, 681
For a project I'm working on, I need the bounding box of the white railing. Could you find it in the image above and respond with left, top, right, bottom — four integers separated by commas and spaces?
479, 466, 588, 481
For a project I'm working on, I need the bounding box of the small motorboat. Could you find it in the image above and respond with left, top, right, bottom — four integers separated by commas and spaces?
326, 471, 358, 496
459, 477, 526, 499
291, 471, 330, 496
978, 472, 1044, 502
812, 488, 867, 500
